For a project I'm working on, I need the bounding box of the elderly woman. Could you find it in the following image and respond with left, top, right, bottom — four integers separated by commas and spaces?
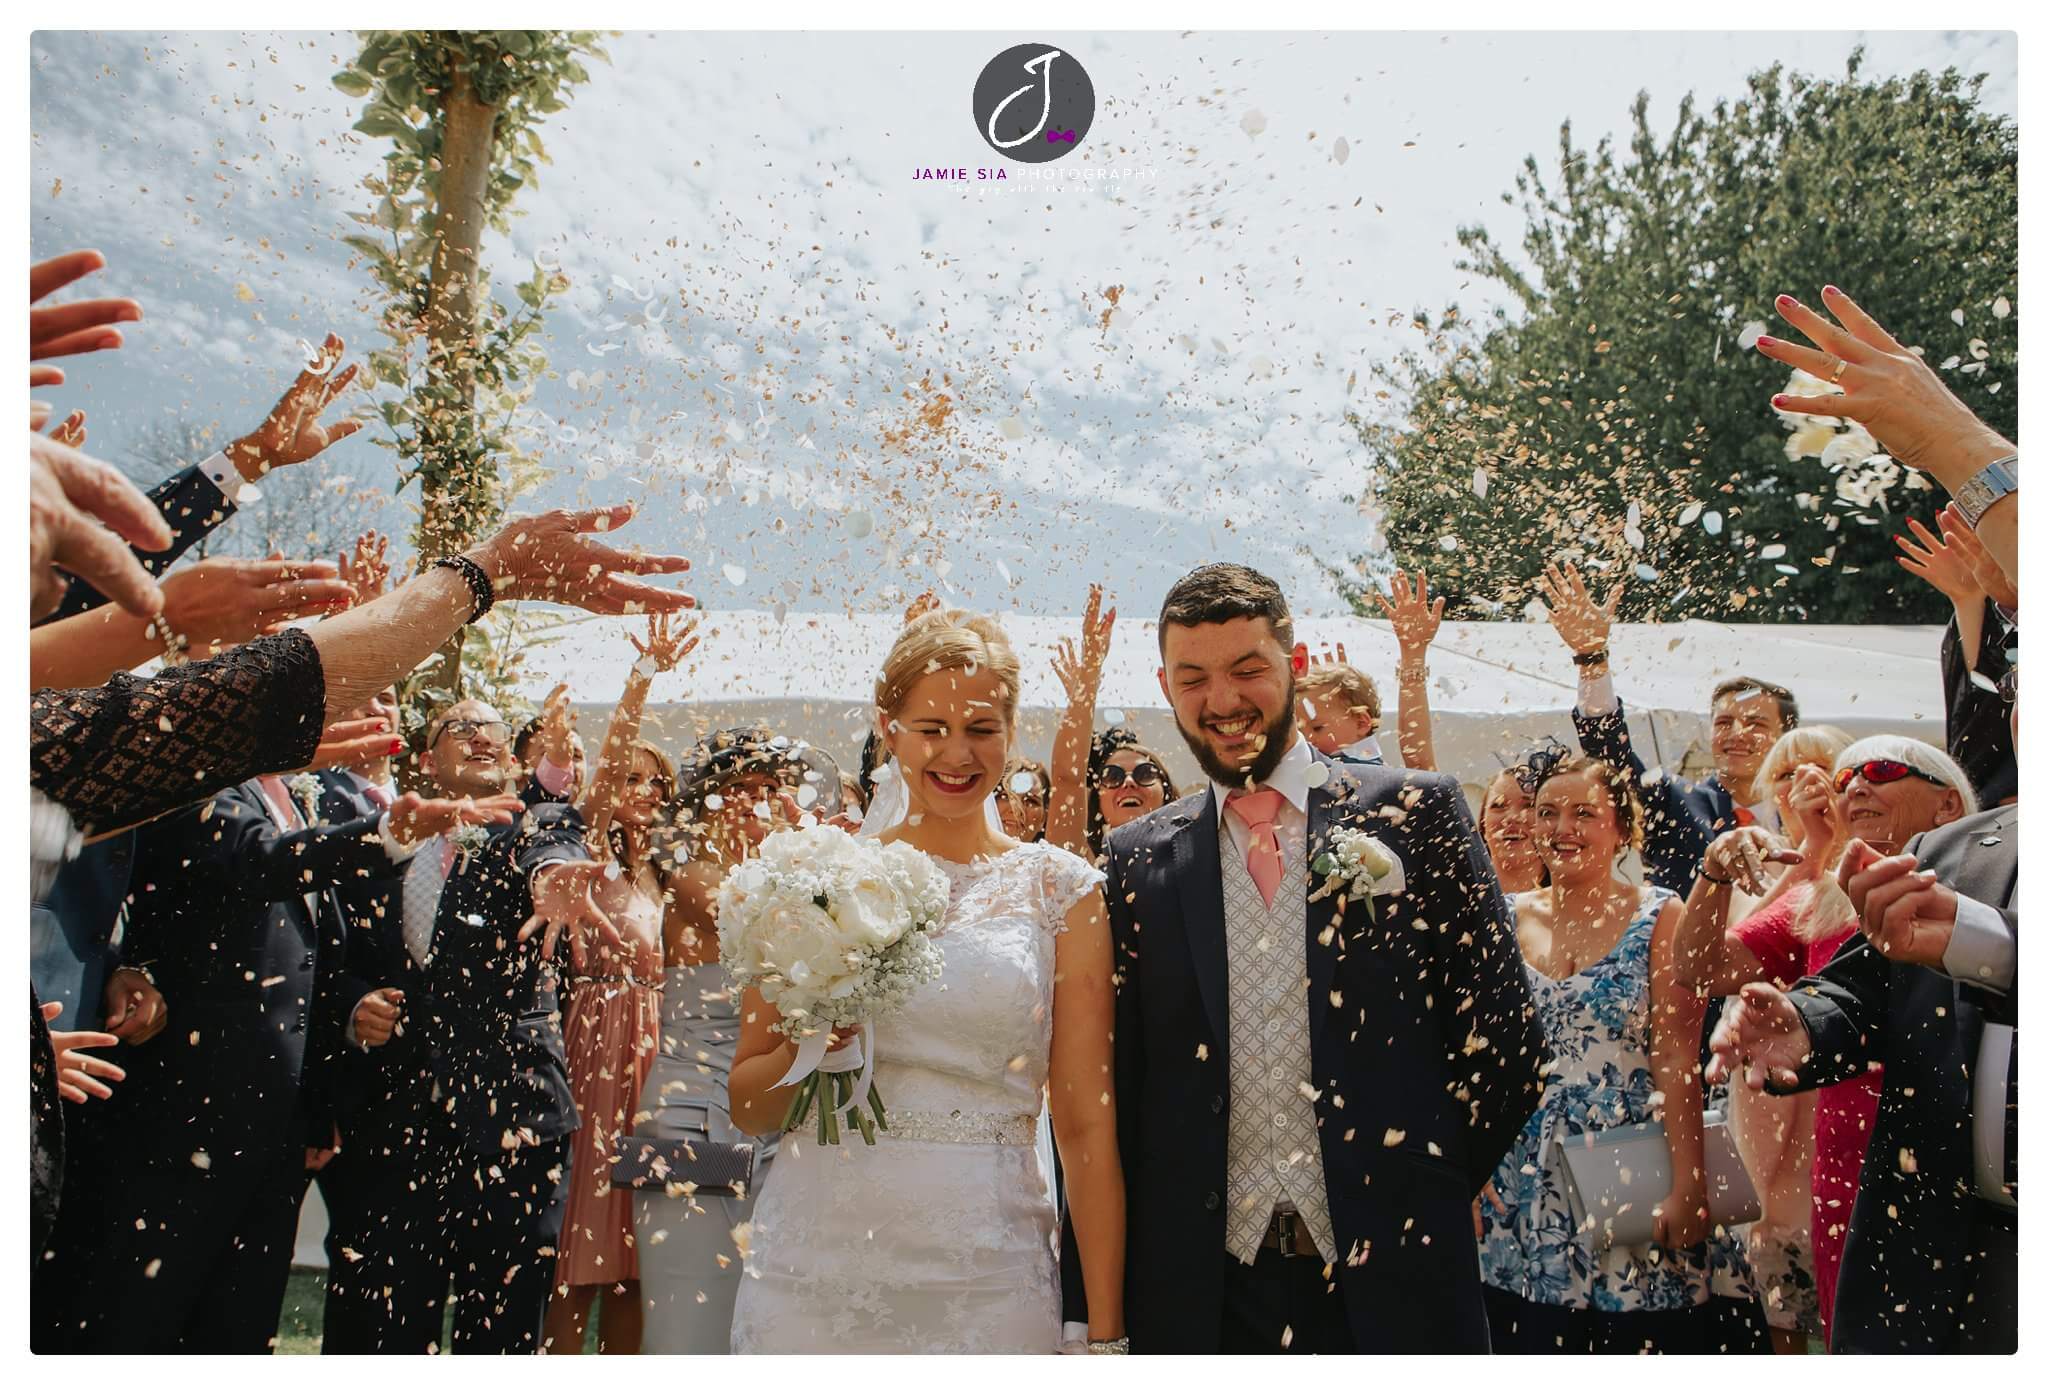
1650, 733, 1976, 1348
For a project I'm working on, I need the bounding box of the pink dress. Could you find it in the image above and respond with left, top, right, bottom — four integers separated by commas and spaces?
1734, 888, 1882, 1346
555, 868, 665, 1288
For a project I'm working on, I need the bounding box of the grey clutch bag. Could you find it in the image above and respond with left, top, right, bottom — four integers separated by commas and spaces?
1556, 1109, 1760, 1251
610, 1134, 756, 1197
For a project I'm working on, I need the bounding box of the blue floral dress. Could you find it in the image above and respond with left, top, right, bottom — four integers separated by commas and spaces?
1477, 888, 1720, 1313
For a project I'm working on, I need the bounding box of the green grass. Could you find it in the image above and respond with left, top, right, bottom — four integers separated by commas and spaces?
272, 1268, 595, 1354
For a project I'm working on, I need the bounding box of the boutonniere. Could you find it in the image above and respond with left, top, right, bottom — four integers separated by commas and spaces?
449, 822, 491, 867
288, 773, 324, 823
1309, 826, 1406, 920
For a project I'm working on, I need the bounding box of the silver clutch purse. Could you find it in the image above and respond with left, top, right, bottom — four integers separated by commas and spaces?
1556, 1109, 1760, 1250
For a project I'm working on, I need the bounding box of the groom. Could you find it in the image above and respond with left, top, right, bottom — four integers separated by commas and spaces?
1078, 564, 1545, 1352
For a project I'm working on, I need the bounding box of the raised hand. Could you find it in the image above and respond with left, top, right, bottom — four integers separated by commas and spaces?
1939, 503, 2019, 610
1785, 762, 1841, 863
1052, 584, 1115, 705
1701, 825, 1799, 896
522, 859, 624, 966
1374, 568, 1444, 661
221, 333, 365, 482
1756, 285, 2014, 487
1837, 840, 1959, 969
29, 430, 173, 621
1537, 560, 1622, 657
903, 590, 942, 625
338, 530, 391, 608
1307, 641, 1349, 668
387, 791, 524, 850
102, 968, 167, 1045
157, 556, 355, 652
47, 409, 87, 449
629, 610, 701, 676
1894, 513, 1985, 608
1704, 981, 1812, 1092
539, 680, 579, 767
30, 249, 142, 367
466, 505, 693, 616
41, 1001, 126, 1103
296, 715, 402, 774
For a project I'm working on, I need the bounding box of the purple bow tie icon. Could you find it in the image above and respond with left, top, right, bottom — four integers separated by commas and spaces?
1045, 127, 1076, 143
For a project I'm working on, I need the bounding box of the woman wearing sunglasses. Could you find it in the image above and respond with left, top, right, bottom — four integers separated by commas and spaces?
1649, 733, 1975, 1348
1084, 727, 1179, 863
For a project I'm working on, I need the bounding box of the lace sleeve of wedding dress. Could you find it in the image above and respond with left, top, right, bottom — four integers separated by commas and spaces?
1034, 844, 1106, 936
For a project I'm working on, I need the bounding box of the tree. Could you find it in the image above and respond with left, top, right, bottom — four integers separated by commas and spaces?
1349, 56, 2016, 623
334, 30, 605, 721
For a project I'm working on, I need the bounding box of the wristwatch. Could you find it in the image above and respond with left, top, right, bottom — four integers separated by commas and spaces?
1952, 453, 2018, 529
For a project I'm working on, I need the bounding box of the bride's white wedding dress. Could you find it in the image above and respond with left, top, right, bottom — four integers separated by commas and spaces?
729, 840, 1104, 1354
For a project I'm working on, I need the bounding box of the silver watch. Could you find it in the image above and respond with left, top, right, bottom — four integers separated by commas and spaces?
1952, 454, 2018, 528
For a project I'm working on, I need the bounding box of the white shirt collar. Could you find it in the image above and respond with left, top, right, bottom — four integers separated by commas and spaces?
1341, 734, 1384, 762
1209, 733, 1313, 818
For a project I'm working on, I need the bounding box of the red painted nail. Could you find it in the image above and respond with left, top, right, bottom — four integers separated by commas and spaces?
386, 739, 405, 756
1822, 284, 1842, 296
1755, 335, 1776, 347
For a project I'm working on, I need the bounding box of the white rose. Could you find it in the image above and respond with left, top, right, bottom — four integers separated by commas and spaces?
755, 896, 858, 1001
835, 869, 908, 949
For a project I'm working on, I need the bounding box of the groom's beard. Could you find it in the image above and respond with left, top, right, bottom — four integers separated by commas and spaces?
1175, 684, 1297, 789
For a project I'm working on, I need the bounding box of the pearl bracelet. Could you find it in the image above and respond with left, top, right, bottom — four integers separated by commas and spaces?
1087, 1338, 1130, 1355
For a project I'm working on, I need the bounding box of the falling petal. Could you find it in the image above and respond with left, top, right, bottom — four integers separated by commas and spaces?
1438, 534, 1459, 552
1240, 110, 1268, 137
1952, 307, 1967, 326
1634, 563, 1659, 582
1102, 707, 1127, 725
845, 510, 874, 540
1304, 762, 1331, 788
1703, 511, 1724, 536
1471, 467, 1489, 499
999, 416, 1026, 440
1760, 543, 1787, 560
722, 563, 747, 586
1333, 136, 1350, 165
1736, 320, 1767, 350
1679, 501, 1704, 526
1993, 296, 2012, 319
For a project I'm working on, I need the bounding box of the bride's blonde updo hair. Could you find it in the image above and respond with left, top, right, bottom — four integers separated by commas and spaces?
874, 608, 1023, 727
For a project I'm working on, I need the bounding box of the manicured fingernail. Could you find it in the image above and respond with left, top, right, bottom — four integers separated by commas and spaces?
1755, 335, 1777, 347
1776, 294, 1799, 309
386, 739, 405, 756
1822, 284, 1842, 297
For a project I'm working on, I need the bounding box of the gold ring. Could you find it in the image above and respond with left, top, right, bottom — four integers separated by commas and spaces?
1828, 358, 1848, 385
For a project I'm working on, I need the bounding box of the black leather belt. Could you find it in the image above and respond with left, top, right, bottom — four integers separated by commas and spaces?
1261, 1207, 1316, 1259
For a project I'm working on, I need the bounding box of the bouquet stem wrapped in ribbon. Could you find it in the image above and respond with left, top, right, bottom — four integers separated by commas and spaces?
717, 825, 949, 1146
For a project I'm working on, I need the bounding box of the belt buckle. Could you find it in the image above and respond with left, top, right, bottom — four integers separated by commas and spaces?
1272, 1208, 1300, 1259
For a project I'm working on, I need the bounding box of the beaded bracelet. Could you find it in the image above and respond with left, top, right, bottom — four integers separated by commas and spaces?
432, 554, 496, 624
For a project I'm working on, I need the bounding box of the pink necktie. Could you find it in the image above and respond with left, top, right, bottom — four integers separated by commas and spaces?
256, 775, 304, 830
1225, 787, 1286, 909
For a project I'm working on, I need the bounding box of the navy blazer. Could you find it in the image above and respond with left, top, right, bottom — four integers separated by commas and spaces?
83, 780, 404, 1166
337, 803, 588, 1155
1097, 750, 1546, 1352
1573, 698, 1739, 894
29, 833, 135, 1030
40, 463, 238, 624
1782, 806, 2017, 1352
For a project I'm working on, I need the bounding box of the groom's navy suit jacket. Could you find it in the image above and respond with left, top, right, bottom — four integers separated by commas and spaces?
1089, 751, 1546, 1352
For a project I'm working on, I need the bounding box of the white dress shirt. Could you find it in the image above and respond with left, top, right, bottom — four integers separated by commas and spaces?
1210, 733, 1313, 872
1938, 895, 2017, 1207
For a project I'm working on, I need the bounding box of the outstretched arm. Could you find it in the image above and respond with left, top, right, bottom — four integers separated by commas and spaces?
1049, 888, 1126, 1344
580, 612, 699, 847
1047, 585, 1114, 857
1374, 568, 1443, 771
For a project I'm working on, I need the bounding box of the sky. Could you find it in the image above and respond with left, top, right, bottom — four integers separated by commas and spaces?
28, 29, 2017, 623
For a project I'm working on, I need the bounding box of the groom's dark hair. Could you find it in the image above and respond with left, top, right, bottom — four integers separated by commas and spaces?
1157, 563, 1294, 653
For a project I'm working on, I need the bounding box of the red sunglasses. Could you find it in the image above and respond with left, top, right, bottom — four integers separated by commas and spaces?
1833, 759, 1946, 794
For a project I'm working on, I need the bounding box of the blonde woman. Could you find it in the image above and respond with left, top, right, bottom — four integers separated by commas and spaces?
727, 608, 1126, 1353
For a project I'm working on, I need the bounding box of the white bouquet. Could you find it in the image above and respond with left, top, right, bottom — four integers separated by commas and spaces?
716, 825, 949, 1144
1309, 826, 1406, 921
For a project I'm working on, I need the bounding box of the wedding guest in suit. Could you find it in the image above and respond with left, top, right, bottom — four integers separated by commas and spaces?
1296, 661, 1384, 765
1655, 733, 1976, 1345
33, 763, 500, 1352
325, 697, 615, 1354
1477, 755, 1765, 1353
633, 727, 820, 1353
1090, 563, 1544, 1352
547, 615, 699, 1355
1708, 792, 2017, 1351
1539, 560, 1797, 893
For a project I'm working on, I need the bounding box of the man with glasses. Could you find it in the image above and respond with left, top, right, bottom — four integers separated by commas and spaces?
324, 697, 615, 1353
1709, 665, 2018, 1352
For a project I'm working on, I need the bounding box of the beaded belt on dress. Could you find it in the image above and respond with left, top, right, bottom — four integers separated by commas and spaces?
880, 1109, 1039, 1147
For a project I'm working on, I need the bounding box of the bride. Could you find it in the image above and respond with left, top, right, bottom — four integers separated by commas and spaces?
726, 608, 1127, 1353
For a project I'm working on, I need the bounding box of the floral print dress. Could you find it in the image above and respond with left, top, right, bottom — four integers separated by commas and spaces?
1477, 888, 1722, 1313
